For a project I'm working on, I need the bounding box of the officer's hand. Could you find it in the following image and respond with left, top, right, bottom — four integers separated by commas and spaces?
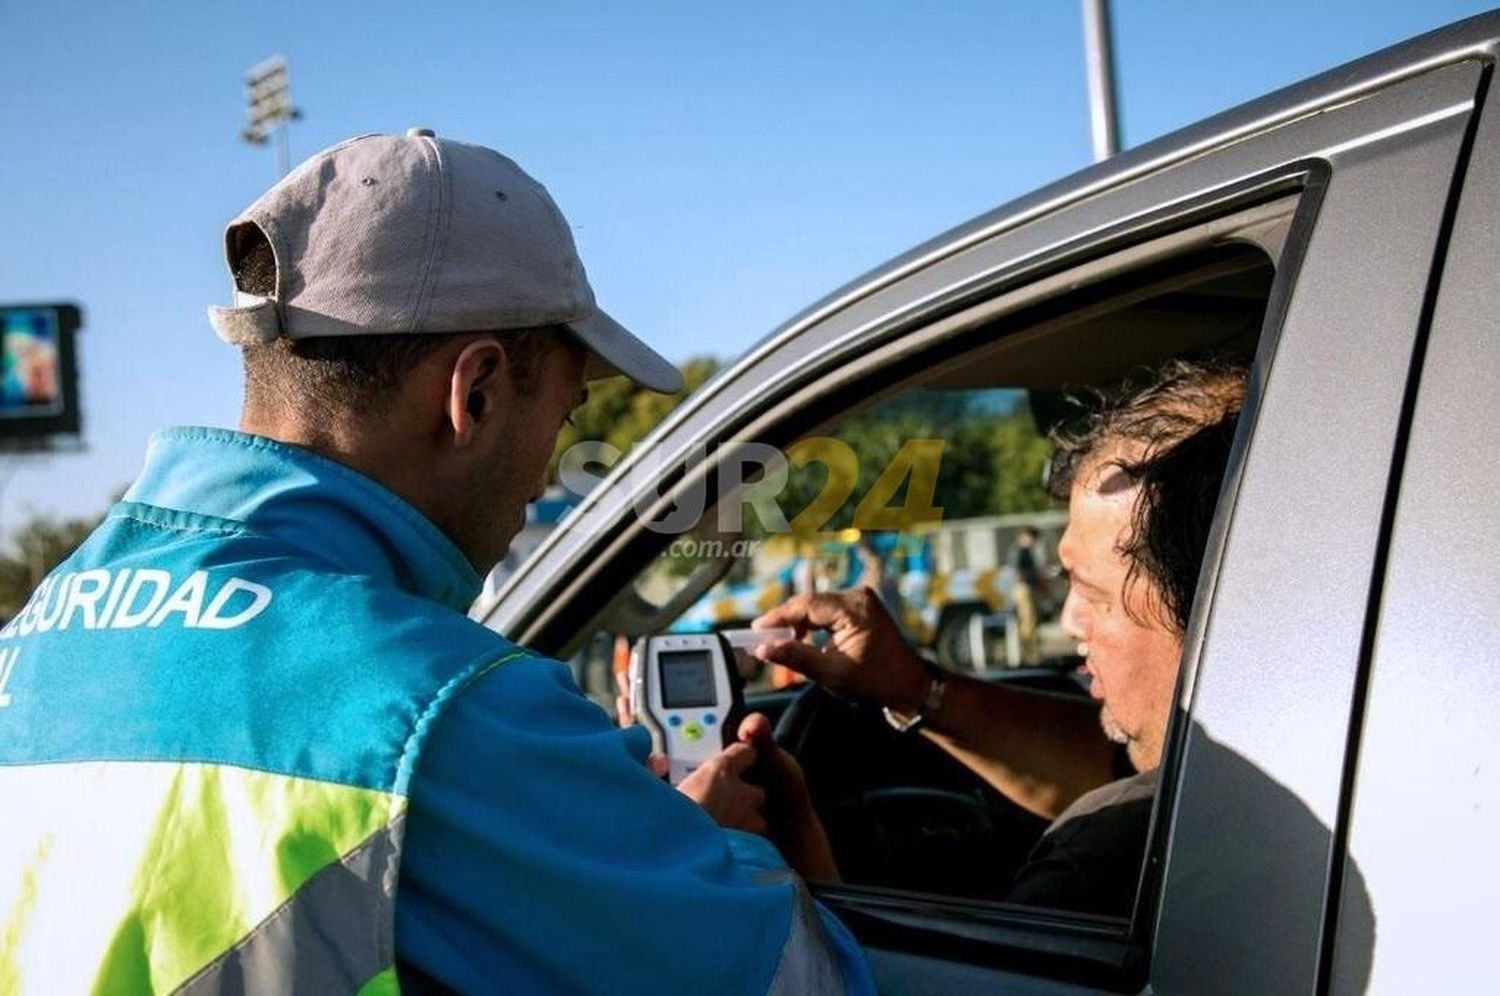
736, 713, 841, 883
613, 663, 648, 729
677, 742, 767, 835
753, 587, 929, 713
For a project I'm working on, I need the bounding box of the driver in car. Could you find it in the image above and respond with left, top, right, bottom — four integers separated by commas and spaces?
754, 359, 1246, 916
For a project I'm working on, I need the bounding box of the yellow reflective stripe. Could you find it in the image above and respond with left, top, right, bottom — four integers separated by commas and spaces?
0, 834, 51, 996
456, 648, 532, 691
358, 966, 400, 996
0, 761, 401, 995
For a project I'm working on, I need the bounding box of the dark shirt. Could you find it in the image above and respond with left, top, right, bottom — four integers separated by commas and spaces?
1008, 543, 1043, 588
1004, 769, 1158, 917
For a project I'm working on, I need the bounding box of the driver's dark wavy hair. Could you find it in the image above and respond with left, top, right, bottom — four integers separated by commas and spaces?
1045, 359, 1247, 635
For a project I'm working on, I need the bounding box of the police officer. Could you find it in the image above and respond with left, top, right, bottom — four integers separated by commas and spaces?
0, 130, 871, 994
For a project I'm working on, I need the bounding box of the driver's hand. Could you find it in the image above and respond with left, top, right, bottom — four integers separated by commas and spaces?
676, 741, 767, 835
752, 587, 929, 713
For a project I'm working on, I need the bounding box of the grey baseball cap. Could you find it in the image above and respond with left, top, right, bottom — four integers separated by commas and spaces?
209, 128, 683, 394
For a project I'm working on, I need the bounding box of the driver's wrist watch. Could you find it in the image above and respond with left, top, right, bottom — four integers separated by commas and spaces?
882, 665, 947, 733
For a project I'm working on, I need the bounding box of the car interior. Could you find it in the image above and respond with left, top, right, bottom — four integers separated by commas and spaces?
542, 194, 1292, 931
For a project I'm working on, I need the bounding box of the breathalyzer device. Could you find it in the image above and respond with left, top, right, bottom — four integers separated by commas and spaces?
629, 628, 794, 785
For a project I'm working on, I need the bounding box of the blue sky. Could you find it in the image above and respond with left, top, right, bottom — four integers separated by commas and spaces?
0, 0, 1492, 527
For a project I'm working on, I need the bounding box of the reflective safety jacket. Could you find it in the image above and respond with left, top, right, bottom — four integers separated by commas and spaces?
0, 428, 870, 995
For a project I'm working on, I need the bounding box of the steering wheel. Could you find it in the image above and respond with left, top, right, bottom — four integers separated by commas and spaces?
771, 681, 1046, 897
771, 681, 841, 754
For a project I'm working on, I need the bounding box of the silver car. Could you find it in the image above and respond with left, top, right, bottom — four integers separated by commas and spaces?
475, 11, 1500, 994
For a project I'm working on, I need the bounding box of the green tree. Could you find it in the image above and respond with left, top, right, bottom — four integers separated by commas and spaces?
988, 410, 1054, 514
547, 357, 721, 480
774, 389, 1055, 535
0, 513, 100, 618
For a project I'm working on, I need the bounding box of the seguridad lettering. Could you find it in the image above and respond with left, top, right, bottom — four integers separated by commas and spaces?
0, 569, 273, 639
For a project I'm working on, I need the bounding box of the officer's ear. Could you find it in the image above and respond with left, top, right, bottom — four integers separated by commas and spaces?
446, 337, 512, 447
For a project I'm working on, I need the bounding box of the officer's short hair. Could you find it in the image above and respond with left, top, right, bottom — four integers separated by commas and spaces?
241, 328, 560, 423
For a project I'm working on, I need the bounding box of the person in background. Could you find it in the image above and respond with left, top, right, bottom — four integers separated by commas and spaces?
1006, 525, 1045, 666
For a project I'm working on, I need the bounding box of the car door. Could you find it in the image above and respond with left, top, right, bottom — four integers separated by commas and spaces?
475, 23, 1491, 996
1145, 57, 1485, 996
1319, 42, 1500, 996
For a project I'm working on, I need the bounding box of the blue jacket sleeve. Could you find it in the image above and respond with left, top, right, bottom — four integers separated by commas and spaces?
395, 655, 874, 995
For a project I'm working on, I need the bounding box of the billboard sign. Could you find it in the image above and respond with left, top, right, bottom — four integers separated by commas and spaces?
0, 303, 82, 440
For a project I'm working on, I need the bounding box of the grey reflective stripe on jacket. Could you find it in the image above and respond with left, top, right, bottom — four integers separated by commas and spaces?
177, 816, 403, 995
761, 869, 847, 994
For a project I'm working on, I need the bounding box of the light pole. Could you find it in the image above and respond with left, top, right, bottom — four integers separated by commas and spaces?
1081, 0, 1121, 162
242, 56, 302, 178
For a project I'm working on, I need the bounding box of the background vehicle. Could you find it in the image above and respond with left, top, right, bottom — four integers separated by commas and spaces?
667, 511, 1070, 682
474, 13, 1500, 993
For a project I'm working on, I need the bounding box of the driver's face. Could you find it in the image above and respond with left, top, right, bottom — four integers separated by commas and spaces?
1057, 465, 1184, 773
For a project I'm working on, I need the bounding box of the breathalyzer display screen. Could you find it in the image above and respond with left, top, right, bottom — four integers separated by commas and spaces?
658, 650, 717, 708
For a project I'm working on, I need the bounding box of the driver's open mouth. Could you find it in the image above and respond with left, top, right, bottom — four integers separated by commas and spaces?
1074, 648, 1100, 697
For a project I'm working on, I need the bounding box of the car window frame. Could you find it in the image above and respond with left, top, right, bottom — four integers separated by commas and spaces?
520, 173, 1316, 990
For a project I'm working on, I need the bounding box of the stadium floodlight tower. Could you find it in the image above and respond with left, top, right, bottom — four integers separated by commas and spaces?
242, 56, 302, 178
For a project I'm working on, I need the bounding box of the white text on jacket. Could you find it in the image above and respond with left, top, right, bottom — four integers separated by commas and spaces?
0, 569, 273, 638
